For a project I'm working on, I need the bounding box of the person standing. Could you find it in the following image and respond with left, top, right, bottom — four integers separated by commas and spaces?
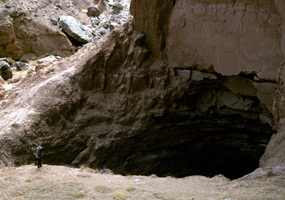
35, 146, 42, 168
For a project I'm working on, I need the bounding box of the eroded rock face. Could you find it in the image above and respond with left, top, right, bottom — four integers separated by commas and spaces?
130, 0, 173, 58
0, 0, 85, 60
260, 0, 285, 170
0, 21, 275, 179
0, 0, 284, 179
167, 0, 282, 81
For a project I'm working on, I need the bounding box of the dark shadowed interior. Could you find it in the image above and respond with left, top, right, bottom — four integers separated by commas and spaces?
87, 78, 274, 180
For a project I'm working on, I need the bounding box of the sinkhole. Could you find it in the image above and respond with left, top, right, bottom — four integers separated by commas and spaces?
89, 77, 275, 180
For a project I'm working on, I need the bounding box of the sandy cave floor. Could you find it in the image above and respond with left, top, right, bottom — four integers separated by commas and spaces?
0, 164, 284, 200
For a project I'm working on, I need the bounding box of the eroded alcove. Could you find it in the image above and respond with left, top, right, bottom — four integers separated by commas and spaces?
86, 75, 275, 180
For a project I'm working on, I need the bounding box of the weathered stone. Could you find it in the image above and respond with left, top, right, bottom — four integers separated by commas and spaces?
166, 0, 282, 81
98, 27, 107, 35
49, 17, 58, 25
0, 60, 12, 80
91, 17, 99, 26
130, 0, 173, 58
59, 16, 93, 43
259, 114, 274, 127
134, 47, 149, 66
87, 6, 101, 17
112, 2, 124, 14
5, 43, 20, 54
0, 9, 74, 60
253, 82, 276, 113
12, 62, 30, 71
37, 55, 56, 63
222, 76, 257, 97
191, 70, 203, 81
5, 2, 13, 8
20, 53, 37, 62
0, 20, 14, 46
175, 69, 191, 80
9, 6, 23, 18
217, 90, 254, 111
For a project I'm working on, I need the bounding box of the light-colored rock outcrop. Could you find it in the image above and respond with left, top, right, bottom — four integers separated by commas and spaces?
59, 15, 93, 43
0, 1, 75, 60
166, 0, 282, 81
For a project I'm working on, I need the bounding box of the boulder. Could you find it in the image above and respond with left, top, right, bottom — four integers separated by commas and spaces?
0, 9, 74, 60
59, 16, 93, 43
87, 6, 101, 17
112, 2, 123, 14
217, 90, 254, 111
222, 76, 257, 97
12, 62, 30, 71
0, 61, 12, 80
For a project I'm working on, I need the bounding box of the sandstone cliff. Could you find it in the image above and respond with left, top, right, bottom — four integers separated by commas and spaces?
0, 0, 284, 179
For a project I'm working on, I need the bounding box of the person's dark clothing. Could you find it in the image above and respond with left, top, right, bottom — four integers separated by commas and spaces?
36, 149, 42, 168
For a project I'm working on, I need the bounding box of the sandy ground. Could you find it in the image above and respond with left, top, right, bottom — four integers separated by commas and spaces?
0, 164, 284, 200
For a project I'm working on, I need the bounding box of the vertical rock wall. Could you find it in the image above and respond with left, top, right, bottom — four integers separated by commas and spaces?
166, 0, 281, 81
130, 0, 173, 58
260, 0, 285, 169
130, 0, 285, 170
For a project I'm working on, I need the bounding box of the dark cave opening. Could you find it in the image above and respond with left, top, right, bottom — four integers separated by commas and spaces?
92, 79, 275, 180
110, 113, 274, 180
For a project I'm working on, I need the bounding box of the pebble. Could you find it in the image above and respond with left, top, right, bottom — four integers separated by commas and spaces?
49, 17, 58, 25
5, 2, 13, 8
88, 0, 131, 43
91, 17, 99, 26
37, 55, 56, 63
98, 27, 108, 35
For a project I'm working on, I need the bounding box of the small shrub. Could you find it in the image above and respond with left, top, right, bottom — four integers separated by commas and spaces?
126, 186, 136, 192
94, 184, 111, 193
153, 192, 170, 200
112, 191, 125, 200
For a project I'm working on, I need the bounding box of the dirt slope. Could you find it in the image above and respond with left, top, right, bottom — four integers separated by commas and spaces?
0, 164, 284, 200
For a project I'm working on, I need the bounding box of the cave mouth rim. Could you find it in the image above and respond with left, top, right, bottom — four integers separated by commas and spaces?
88, 112, 274, 180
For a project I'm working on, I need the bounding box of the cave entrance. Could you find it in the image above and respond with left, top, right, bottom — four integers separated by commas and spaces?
115, 114, 273, 180
91, 77, 275, 180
